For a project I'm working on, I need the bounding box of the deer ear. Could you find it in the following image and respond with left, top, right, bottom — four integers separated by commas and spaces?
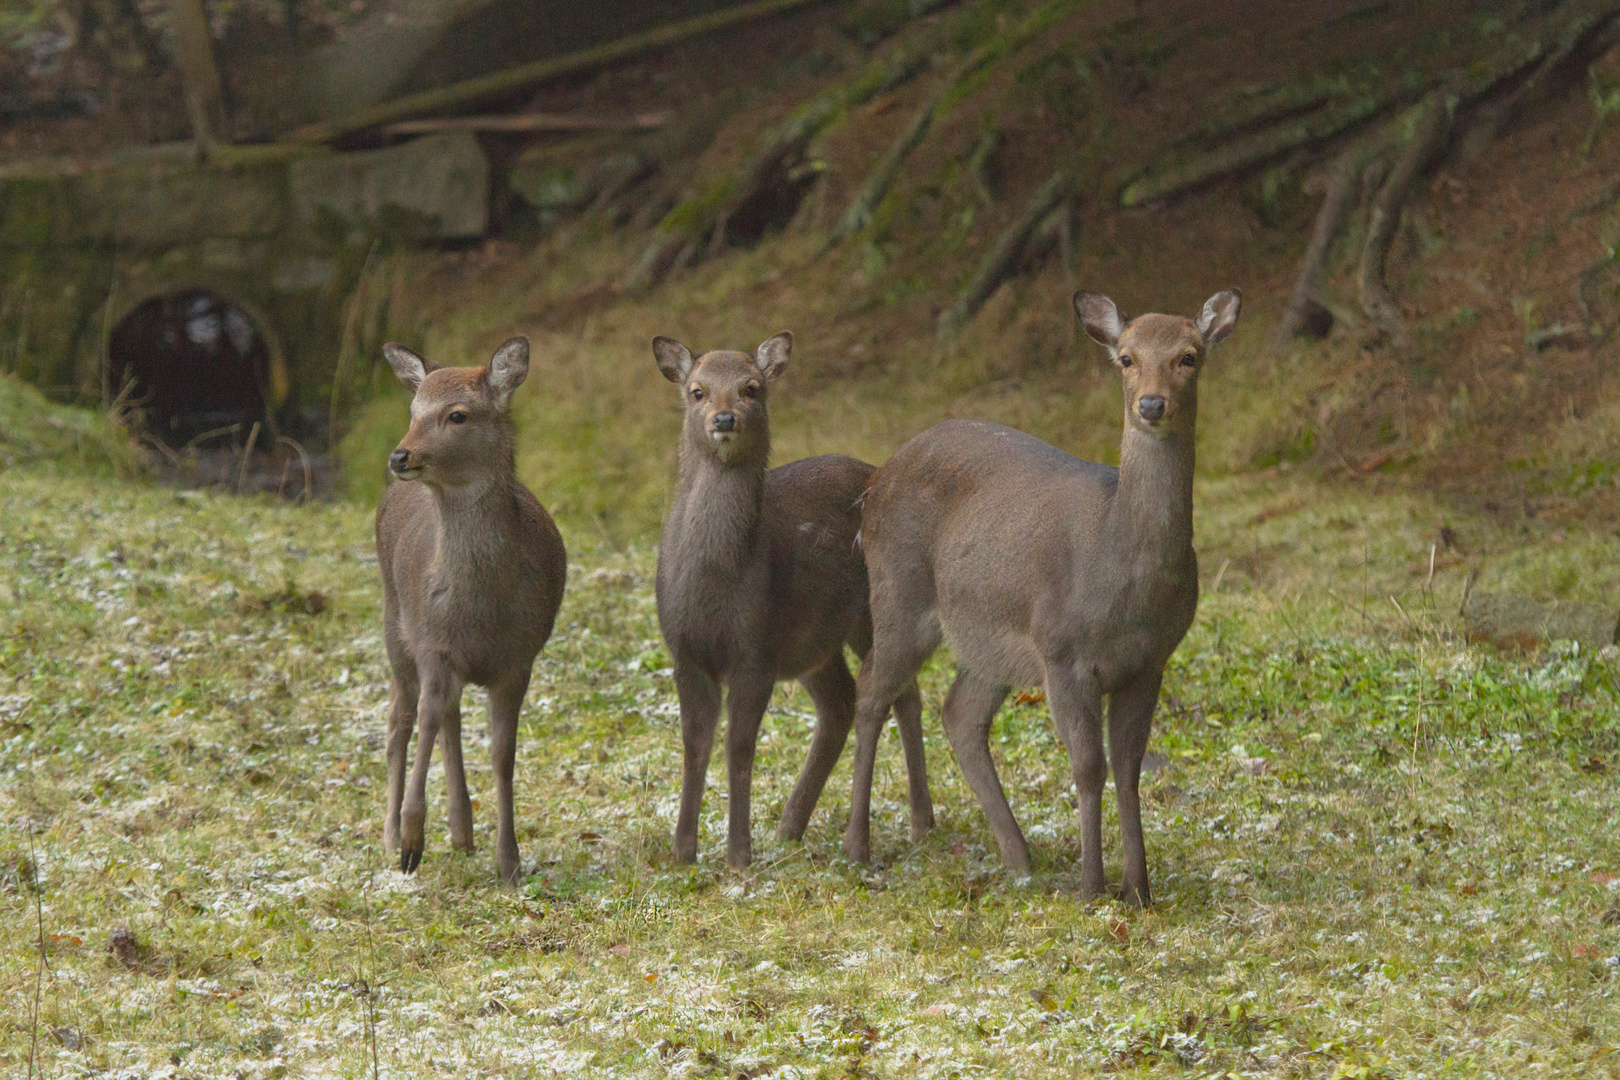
653, 336, 694, 383
755, 331, 791, 382
384, 343, 436, 392
1073, 292, 1125, 351
487, 337, 529, 398
1196, 289, 1242, 344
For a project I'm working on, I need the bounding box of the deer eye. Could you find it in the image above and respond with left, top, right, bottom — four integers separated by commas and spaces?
1118, 354, 1134, 368
1180, 352, 1198, 368
742, 382, 759, 398
691, 386, 705, 402
448, 410, 469, 424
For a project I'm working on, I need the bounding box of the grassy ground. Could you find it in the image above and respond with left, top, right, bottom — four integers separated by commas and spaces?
3, 459, 1619, 1079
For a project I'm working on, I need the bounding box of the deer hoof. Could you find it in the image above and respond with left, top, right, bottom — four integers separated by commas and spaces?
400, 848, 422, 874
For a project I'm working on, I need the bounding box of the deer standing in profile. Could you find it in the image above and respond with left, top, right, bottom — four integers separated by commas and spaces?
375, 337, 567, 885
842, 289, 1241, 907
653, 331, 933, 868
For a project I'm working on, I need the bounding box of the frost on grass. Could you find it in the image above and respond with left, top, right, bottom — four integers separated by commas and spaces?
2, 469, 1619, 1077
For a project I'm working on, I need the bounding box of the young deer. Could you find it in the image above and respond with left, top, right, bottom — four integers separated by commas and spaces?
375, 337, 567, 885
653, 331, 933, 869
843, 289, 1241, 907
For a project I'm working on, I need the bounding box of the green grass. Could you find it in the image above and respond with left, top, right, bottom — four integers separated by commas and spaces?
3, 464, 1619, 1078
0, 373, 143, 478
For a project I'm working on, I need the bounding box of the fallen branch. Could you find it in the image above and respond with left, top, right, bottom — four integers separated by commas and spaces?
285, 0, 836, 144
1357, 92, 1455, 334
382, 111, 669, 136
824, 0, 1081, 249
937, 165, 1077, 339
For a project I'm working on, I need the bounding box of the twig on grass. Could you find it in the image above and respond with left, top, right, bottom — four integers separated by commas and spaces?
26, 814, 44, 1080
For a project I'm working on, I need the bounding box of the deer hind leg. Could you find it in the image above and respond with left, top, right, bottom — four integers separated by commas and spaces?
382, 656, 418, 855
488, 673, 530, 886
672, 663, 722, 865
400, 656, 461, 875
1107, 670, 1162, 910
844, 621, 939, 863
892, 680, 934, 842
440, 691, 473, 851
1046, 663, 1107, 900
778, 654, 857, 842
938, 672, 1022, 873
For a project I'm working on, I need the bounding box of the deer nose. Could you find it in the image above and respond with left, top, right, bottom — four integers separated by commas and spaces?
389, 448, 411, 472
1137, 395, 1167, 422
713, 411, 737, 432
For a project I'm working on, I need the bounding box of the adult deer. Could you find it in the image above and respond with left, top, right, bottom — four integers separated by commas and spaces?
376, 337, 567, 885
653, 331, 932, 869
843, 289, 1241, 907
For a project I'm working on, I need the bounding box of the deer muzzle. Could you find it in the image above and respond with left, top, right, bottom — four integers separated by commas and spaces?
389, 447, 424, 480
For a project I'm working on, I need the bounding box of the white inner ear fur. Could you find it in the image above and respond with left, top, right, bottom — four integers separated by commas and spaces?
1074, 294, 1125, 352
488, 338, 530, 396
384, 343, 429, 392
654, 337, 695, 382
1197, 290, 1242, 344
755, 331, 792, 378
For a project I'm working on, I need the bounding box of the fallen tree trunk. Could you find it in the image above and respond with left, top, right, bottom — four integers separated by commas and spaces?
286, 0, 838, 144
383, 111, 668, 136
937, 165, 1077, 339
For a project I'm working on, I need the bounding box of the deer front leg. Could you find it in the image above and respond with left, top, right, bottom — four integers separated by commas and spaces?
1108, 670, 1162, 910
1046, 662, 1106, 900
673, 663, 722, 864
401, 657, 460, 874
382, 665, 417, 854
440, 691, 473, 851
488, 673, 530, 886
722, 670, 775, 869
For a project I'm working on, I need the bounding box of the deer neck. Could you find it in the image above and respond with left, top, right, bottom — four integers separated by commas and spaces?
428, 472, 522, 576
1107, 424, 1195, 557
670, 437, 767, 573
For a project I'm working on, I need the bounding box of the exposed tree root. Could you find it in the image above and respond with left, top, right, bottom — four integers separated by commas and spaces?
624, 21, 944, 293
1357, 93, 1455, 335
823, 0, 1081, 250
937, 165, 1078, 339
1265, 0, 1620, 345
1121, 0, 1620, 209
1271, 139, 1384, 351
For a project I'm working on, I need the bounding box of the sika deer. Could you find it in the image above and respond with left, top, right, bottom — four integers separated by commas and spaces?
375, 337, 567, 885
843, 289, 1241, 907
653, 331, 933, 869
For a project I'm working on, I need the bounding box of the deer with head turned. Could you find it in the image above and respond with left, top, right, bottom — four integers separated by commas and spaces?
653, 331, 933, 869
842, 288, 1241, 907
375, 336, 567, 886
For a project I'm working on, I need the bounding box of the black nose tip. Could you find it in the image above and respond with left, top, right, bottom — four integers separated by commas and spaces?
1137, 395, 1166, 422
389, 448, 411, 471
713, 411, 737, 432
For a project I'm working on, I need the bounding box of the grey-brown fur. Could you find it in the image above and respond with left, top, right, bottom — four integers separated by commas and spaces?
374, 337, 567, 885
652, 332, 932, 868
843, 289, 1241, 907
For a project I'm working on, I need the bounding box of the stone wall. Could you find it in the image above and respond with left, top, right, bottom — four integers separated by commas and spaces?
0, 132, 489, 431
